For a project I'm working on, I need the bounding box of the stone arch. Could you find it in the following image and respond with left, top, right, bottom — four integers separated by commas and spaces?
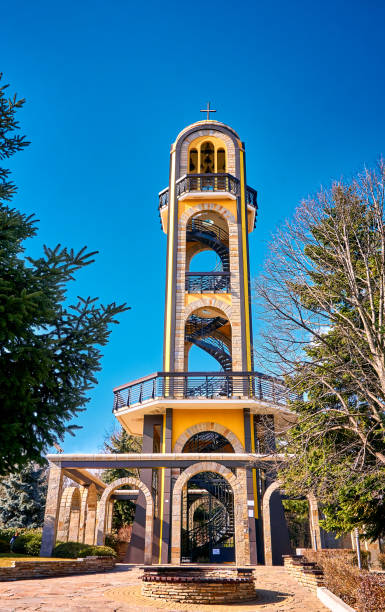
173, 422, 244, 453
183, 207, 233, 271
180, 202, 236, 229
176, 125, 239, 177
262, 481, 321, 565
57, 486, 81, 542
171, 461, 249, 565
78, 484, 98, 545
96, 477, 153, 564
184, 298, 232, 325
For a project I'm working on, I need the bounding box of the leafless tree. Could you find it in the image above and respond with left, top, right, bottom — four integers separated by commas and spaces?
254, 161, 385, 477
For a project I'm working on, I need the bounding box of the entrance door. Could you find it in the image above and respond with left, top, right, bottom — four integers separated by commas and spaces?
181, 471, 235, 563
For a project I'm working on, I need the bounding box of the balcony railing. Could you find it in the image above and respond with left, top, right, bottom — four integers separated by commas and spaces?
185, 272, 230, 293
113, 371, 297, 411
158, 173, 258, 211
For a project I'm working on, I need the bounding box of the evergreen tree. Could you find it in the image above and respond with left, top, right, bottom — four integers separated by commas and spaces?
0, 462, 47, 528
102, 427, 142, 529
0, 74, 129, 473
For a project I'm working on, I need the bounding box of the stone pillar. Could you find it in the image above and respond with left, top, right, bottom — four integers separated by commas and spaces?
84, 486, 97, 545
105, 500, 114, 534
40, 462, 64, 556
78, 487, 88, 543
160, 408, 172, 563
68, 493, 81, 542
243, 408, 258, 565
308, 494, 322, 551
235, 468, 251, 566
364, 538, 382, 569
262, 481, 280, 566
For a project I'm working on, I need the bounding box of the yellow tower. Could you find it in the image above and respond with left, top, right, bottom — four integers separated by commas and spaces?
160, 117, 257, 376
39, 114, 312, 567
113, 114, 291, 566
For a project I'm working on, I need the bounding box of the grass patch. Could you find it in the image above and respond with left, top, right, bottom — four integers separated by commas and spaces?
0, 553, 71, 567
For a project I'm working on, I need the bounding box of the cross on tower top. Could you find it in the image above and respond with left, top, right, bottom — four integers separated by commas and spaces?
200, 102, 217, 120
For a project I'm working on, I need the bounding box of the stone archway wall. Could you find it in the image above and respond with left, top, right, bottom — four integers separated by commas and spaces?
96, 477, 153, 564
173, 422, 244, 453
175, 203, 242, 372
57, 486, 81, 543
171, 461, 249, 565
262, 481, 322, 565
78, 484, 98, 545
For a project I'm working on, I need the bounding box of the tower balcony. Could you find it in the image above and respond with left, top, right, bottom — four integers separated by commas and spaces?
185, 271, 230, 294
158, 173, 258, 210
113, 371, 297, 411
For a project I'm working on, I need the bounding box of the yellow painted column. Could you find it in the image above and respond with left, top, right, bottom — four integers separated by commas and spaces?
158, 413, 166, 563
250, 414, 258, 517
163, 148, 176, 373
239, 148, 252, 372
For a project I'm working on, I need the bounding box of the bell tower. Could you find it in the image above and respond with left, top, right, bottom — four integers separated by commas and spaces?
40, 114, 309, 568
112, 114, 292, 567
160, 118, 257, 376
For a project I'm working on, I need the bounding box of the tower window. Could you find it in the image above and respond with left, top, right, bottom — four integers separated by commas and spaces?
200, 141, 215, 173
217, 148, 226, 173
189, 148, 198, 173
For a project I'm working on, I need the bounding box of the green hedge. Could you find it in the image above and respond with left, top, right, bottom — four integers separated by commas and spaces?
12, 532, 42, 556
0, 538, 10, 553
52, 541, 116, 558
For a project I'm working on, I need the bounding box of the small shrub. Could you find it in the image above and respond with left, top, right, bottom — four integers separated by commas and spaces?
0, 538, 10, 553
303, 550, 360, 607
356, 573, 385, 612
105, 533, 118, 551
117, 525, 132, 542
12, 531, 42, 556
85, 545, 117, 557
52, 541, 116, 558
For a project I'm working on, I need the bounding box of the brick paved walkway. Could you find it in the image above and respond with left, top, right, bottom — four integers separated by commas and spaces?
0, 564, 327, 611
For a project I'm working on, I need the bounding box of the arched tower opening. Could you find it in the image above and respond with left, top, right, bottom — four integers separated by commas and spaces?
186, 210, 230, 294
184, 306, 232, 374
180, 471, 235, 564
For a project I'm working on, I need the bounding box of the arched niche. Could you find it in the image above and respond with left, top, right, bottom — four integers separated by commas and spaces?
57, 486, 81, 543
171, 461, 249, 565
96, 476, 153, 565
262, 481, 321, 565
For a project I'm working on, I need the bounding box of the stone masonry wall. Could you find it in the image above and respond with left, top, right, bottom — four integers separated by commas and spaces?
0, 556, 115, 581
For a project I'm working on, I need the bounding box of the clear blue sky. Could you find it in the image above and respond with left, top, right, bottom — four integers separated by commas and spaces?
2, 0, 385, 453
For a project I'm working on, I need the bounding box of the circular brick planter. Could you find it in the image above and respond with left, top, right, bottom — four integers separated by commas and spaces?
141, 566, 256, 604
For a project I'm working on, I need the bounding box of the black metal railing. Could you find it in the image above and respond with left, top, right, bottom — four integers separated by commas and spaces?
187, 218, 229, 245
158, 173, 258, 213
185, 272, 230, 293
113, 371, 296, 411
246, 185, 258, 208
176, 173, 239, 197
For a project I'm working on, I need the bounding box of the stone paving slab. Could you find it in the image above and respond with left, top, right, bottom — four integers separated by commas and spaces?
0, 564, 327, 611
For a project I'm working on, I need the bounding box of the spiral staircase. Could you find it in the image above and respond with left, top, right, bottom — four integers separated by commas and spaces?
182, 472, 235, 563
